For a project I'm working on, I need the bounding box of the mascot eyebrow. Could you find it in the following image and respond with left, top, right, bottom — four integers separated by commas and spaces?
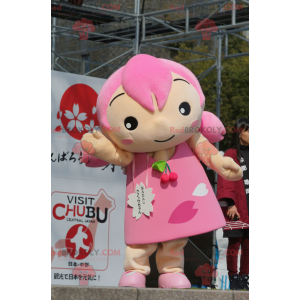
173, 78, 190, 85
109, 92, 125, 106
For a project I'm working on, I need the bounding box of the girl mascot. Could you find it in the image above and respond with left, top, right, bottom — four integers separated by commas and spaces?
80, 54, 242, 289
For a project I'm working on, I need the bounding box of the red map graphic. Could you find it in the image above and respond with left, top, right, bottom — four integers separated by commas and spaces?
65, 224, 93, 260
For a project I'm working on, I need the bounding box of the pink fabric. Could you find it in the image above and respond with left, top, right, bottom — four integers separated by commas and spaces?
158, 273, 191, 289
97, 66, 124, 129
160, 58, 205, 106
122, 54, 172, 111
80, 151, 89, 164
97, 54, 205, 129
83, 152, 109, 168
125, 142, 225, 245
199, 111, 226, 143
118, 271, 146, 288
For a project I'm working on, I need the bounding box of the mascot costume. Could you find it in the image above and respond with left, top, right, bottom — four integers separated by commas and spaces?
80, 54, 242, 289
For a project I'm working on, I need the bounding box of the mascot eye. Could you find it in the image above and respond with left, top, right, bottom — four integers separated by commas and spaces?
179, 102, 191, 116
124, 116, 138, 131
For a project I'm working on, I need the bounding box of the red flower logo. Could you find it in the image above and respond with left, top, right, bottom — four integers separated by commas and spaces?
59, 83, 99, 140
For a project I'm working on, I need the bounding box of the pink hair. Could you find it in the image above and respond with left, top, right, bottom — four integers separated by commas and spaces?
97, 54, 224, 142
97, 54, 205, 128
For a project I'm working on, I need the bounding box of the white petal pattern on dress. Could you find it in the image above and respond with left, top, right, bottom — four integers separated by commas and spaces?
192, 183, 208, 196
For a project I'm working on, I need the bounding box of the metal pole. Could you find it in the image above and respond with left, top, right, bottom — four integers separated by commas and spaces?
140, 0, 230, 17
134, 0, 140, 55
185, 9, 189, 33
51, 0, 136, 18
229, 32, 249, 42
224, 52, 249, 59
142, 16, 146, 41
225, 33, 228, 56
143, 43, 216, 59
180, 57, 214, 64
197, 64, 217, 81
140, 21, 249, 44
212, 31, 223, 287
188, 238, 212, 264
232, 0, 236, 26
53, 51, 80, 74
51, 17, 56, 70
104, 50, 133, 78
83, 49, 132, 76
215, 32, 223, 142
147, 16, 183, 33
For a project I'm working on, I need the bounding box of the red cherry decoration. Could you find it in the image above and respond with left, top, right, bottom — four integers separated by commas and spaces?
169, 172, 178, 182
160, 174, 169, 183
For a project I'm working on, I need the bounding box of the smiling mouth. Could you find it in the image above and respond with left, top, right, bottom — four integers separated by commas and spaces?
154, 135, 175, 143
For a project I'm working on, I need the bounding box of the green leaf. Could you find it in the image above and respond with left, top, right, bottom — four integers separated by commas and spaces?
152, 160, 167, 172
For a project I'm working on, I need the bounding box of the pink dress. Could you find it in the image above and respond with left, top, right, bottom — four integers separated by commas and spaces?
125, 141, 226, 245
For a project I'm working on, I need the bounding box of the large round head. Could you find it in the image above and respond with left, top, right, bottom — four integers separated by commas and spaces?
97, 54, 205, 153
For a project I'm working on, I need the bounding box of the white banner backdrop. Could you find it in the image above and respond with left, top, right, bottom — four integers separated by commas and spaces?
51, 71, 127, 286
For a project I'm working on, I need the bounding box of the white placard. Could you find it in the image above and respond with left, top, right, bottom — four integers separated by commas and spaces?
51, 71, 126, 287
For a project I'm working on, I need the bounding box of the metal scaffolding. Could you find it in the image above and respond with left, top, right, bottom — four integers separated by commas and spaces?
51, 0, 249, 287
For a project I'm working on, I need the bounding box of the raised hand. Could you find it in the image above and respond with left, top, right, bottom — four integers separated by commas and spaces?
81, 130, 134, 167
81, 130, 110, 156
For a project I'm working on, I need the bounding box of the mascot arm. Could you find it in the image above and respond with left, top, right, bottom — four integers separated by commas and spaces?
81, 130, 134, 167
188, 131, 243, 181
80, 151, 109, 168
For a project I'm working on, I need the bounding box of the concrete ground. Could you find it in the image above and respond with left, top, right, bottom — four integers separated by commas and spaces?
51, 286, 249, 300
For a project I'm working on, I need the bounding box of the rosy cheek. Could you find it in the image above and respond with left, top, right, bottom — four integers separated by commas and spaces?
121, 139, 133, 145
191, 120, 199, 127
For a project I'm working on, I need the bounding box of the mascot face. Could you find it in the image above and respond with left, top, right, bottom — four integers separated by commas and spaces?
96, 54, 206, 153
104, 72, 202, 153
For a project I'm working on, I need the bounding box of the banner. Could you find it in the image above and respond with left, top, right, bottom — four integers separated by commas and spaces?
51, 71, 127, 286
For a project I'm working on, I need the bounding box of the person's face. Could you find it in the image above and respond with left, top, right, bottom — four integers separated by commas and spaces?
240, 127, 249, 146
103, 72, 202, 153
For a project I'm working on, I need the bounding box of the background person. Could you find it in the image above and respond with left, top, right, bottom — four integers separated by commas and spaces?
217, 118, 249, 290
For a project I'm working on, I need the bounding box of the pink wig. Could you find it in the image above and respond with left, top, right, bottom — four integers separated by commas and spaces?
97, 54, 205, 129
97, 54, 225, 142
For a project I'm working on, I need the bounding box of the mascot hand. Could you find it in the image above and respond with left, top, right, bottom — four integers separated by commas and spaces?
81, 130, 133, 167
81, 130, 111, 156
217, 156, 243, 181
